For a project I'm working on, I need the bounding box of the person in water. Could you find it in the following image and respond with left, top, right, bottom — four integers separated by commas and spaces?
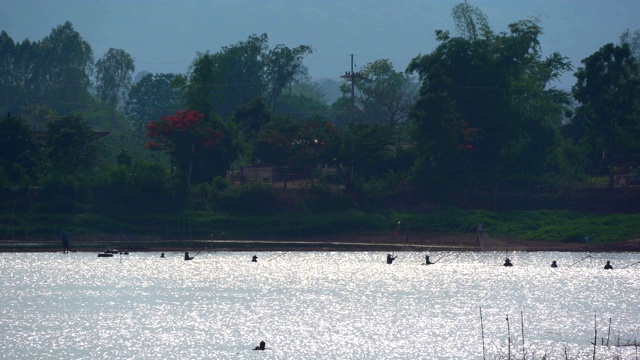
476, 222, 484, 241
184, 251, 193, 261
425, 255, 433, 265
252, 255, 258, 262
551, 260, 558, 268
604, 260, 613, 270
503, 258, 513, 266
254, 340, 266, 350
160, 253, 165, 258
61, 231, 70, 253
387, 254, 397, 264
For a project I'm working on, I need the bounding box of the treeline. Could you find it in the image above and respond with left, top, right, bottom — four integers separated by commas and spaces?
1, 2, 640, 222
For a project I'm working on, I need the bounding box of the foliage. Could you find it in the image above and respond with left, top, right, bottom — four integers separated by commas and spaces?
0, 22, 94, 114
126, 73, 182, 136
145, 109, 227, 185
181, 34, 313, 118
572, 43, 640, 187
0, 113, 41, 187
44, 113, 105, 177
216, 183, 277, 215
256, 116, 341, 180
93, 160, 184, 215
95, 48, 135, 111
356, 59, 418, 147
265, 43, 313, 110
407, 8, 572, 195
337, 122, 393, 186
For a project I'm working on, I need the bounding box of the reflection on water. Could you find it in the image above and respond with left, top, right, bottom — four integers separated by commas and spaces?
1, 251, 639, 359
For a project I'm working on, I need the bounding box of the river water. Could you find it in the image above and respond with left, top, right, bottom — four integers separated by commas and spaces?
1, 251, 639, 359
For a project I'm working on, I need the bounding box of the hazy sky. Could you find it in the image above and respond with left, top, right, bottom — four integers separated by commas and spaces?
2, 0, 639, 88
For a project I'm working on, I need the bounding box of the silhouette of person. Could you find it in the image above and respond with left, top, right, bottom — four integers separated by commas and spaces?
425, 255, 433, 265
184, 251, 193, 261
254, 340, 266, 350
387, 253, 397, 264
252, 255, 258, 262
604, 260, 613, 270
503, 258, 513, 267
160, 253, 165, 258
61, 231, 70, 253
551, 260, 558, 268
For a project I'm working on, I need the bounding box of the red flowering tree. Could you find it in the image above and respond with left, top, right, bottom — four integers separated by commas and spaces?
146, 109, 224, 186
256, 116, 340, 187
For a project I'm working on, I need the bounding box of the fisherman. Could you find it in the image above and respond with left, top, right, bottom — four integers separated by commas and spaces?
551, 260, 558, 268
252, 255, 258, 262
387, 253, 397, 264
160, 253, 165, 258
61, 231, 70, 253
425, 255, 433, 265
184, 251, 193, 261
476, 222, 484, 240
503, 258, 513, 267
254, 340, 266, 350
604, 260, 613, 270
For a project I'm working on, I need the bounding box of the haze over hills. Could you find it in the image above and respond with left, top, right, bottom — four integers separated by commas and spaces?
2, 0, 639, 92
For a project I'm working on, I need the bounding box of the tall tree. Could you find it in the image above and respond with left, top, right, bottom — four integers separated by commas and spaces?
36, 22, 94, 113
45, 113, 104, 177
356, 59, 418, 148
265, 43, 313, 111
407, 4, 571, 194
95, 48, 135, 113
213, 34, 268, 117
572, 43, 640, 188
620, 29, 640, 60
126, 72, 182, 136
0, 113, 41, 187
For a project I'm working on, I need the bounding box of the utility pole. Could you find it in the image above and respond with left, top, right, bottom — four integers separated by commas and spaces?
340, 54, 365, 124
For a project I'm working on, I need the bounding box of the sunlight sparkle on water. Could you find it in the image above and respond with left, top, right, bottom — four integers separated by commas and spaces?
1, 251, 639, 359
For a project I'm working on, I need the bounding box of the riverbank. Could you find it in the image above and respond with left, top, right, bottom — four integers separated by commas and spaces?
1, 232, 639, 252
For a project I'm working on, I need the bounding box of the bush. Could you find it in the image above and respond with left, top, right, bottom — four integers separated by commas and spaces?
217, 183, 276, 215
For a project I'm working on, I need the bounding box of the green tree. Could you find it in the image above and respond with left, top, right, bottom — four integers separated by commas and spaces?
95, 48, 135, 115
339, 122, 393, 184
265, 43, 313, 111
126, 72, 182, 136
356, 59, 418, 149
572, 43, 640, 188
407, 4, 571, 195
0, 31, 21, 114
213, 34, 268, 117
620, 29, 640, 60
183, 52, 220, 119
36, 22, 94, 113
45, 113, 105, 177
0, 113, 41, 187
94, 160, 183, 214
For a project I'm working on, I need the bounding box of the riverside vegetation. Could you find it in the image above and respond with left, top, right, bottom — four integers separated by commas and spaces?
1, 3, 640, 250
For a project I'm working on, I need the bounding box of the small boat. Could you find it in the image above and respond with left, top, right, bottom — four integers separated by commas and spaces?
103, 249, 119, 254
98, 253, 114, 258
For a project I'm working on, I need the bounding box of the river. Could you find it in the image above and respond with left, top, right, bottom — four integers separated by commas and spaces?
1, 251, 639, 359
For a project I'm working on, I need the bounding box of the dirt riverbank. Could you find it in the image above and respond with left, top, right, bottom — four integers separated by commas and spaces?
1, 232, 639, 252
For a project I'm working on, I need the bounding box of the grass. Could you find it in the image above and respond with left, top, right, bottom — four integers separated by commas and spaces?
1, 208, 640, 245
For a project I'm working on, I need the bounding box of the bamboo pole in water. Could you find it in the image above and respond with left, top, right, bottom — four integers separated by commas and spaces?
592, 312, 597, 360
507, 314, 511, 360
479, 307, 486, 360
521, 310, 526, 360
